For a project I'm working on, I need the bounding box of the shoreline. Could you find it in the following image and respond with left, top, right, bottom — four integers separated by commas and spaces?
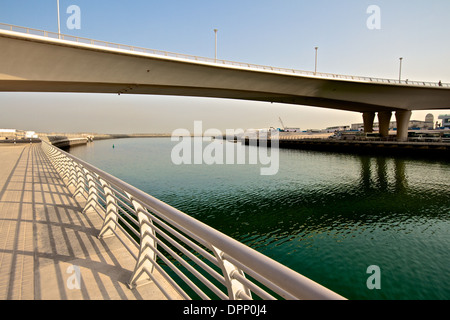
0, 133, 173, 148
4, 132, 448, 160
243, 137, 450, 159
39, 133, 172, 148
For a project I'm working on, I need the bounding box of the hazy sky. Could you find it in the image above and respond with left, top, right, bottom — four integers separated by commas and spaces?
1, 0, 450, 133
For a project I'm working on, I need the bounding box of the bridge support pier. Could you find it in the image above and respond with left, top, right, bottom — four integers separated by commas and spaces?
395, 110, 412, 142
362, 110, 411, 141
378, 111, 392, 138
363, 112, 376, 133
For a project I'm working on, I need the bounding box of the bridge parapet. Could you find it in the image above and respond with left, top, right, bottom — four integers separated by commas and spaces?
0, 22, 448, 88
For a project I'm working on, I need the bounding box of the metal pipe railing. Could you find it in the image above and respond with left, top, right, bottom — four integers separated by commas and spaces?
41, 140, 346, 300
0, 22, 448, 88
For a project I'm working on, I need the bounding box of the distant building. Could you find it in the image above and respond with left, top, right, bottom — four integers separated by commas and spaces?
25, 131, 38, 139
283, 127, 301, 132
0, 129, 17, 139
425, 113, 434, 129
325, 125, 350, 133
351, 123, 366, 131
438, 114, 450, 128
351, 121, 396, 131
0, 129, 16, 133
408, 120, 430, 130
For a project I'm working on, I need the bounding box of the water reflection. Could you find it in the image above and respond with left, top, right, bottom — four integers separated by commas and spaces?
68, 139, 450, 299
69, 141, 448, 240
358, 156, 407, 192
394, 158, 407, 192
203, 152, 450, 268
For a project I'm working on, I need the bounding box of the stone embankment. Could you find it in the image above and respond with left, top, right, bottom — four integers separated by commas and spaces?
38, 133, 171, 148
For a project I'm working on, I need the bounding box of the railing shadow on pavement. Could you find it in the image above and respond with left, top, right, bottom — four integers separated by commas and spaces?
0, 143, 172, 299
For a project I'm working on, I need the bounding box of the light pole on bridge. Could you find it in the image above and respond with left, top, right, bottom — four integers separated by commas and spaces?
57, 0, 61, 39
314, 47, 318, 75
214, 29, 218, 62
399, 57, 403, 82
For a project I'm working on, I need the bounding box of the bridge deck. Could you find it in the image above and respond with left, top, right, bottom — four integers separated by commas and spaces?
0, 143, 178, 300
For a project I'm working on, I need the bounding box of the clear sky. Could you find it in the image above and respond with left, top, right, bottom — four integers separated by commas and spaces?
1, 0, 450, 133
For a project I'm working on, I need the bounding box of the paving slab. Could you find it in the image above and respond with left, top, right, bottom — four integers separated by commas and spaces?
0, 143, 181, 300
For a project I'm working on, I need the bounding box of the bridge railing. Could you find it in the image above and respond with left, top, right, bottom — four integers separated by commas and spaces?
41, 140, 345, 300
1, 22, 448, 88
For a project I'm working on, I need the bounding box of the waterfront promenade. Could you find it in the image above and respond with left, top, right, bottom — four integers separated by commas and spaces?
0, 143, 178, 300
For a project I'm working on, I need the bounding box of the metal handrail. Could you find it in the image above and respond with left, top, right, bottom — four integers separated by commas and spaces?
0, 22, 448, 88
41, 140, 346, 300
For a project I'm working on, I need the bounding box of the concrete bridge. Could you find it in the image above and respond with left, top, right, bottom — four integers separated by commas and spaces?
1, 23, 450, 141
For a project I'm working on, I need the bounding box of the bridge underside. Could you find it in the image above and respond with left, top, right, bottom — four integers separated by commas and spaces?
0, 80, 398, 113
1, 30, 450, 141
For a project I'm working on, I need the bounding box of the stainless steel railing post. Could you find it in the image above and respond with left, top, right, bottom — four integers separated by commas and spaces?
127, 195, 158, 289
98, 179, 118, 239
65, 159, 78, 189
82, 169, 99, 213
211, 246, 252, 300
73, 164, 87, 198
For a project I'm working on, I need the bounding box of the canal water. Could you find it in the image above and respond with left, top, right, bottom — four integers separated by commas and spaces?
68, 137, 450, 300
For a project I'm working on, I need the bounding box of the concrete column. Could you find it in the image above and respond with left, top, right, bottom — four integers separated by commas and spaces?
378, 111, 392, 138
395, 110, 412, 142
362, 112, 376, 133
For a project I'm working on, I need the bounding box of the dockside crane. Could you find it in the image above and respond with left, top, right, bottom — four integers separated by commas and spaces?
278, 117, 286, 132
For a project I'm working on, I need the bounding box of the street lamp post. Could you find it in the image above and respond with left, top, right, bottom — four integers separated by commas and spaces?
214, 29, 218, 62
57, 0, 61, 39
399, 57, 403, 82
314, 47, 318, 75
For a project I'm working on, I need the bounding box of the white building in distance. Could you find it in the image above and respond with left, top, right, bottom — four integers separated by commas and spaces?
438, 114, 450, 128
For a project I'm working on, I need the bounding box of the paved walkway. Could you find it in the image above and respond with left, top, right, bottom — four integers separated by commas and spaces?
0, 143, 178, 300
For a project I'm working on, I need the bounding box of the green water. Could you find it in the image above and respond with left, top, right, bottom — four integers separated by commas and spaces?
68, 137, 450, 300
